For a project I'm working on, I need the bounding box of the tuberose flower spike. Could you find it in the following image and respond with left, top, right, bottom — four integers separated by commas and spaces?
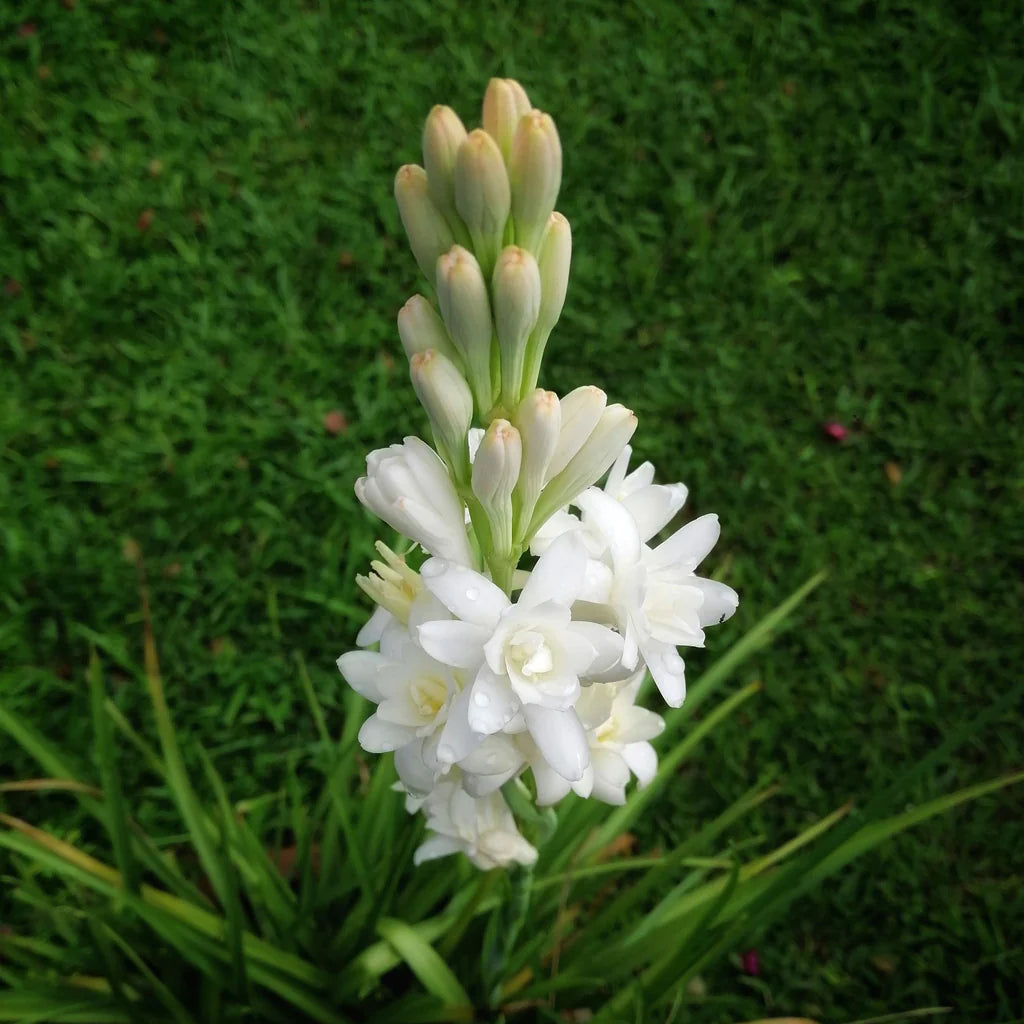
337, 78, 738, 871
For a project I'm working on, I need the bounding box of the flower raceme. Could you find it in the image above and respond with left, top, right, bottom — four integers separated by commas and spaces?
339, 78, 738, 870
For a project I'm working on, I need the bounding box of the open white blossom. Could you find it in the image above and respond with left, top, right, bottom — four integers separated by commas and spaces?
573, 485, 738, 707
414, 780, 537, 869
417, 531, 622, 782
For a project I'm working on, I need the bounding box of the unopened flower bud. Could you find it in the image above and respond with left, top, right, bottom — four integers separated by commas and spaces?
410, 349, 474, 477
472, 418, 522, 556
395, 165, 457, 283
492, 246, 541, 408
454, 129, 511, 277
513, 389, 561, 542
546, 385, 607, 481
422, 105, 468, 229
398, 295, 462, 367
522, 212, 572, 393
509, 111, 562, 254
529, 404, 637, 538
435, 245, 495, 414
482, 78, 532, 162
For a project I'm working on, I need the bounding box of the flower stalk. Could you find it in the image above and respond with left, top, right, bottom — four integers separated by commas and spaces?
341, 78, 738, 870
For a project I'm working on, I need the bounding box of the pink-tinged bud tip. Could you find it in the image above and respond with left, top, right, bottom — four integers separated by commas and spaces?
822, 421, 849, 442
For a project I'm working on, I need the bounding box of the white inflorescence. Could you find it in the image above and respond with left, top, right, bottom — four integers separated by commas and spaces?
337, 79, 738, 871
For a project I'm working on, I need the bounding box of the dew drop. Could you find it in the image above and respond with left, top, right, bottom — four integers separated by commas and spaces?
473, 691, 491, 708
465, 587, 480, 601
420, 559, 446, 578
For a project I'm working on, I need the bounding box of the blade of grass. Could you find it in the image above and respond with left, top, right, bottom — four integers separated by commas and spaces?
196, 748, 250, 999
87, 650, 138, 894
375, 917, 472, 1010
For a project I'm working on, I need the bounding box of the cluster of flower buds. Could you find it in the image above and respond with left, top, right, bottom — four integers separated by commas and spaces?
339, 80, 738, 870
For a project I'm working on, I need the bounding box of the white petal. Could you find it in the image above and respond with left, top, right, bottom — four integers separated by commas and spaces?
621, 483, 687, 542
603, 444, 633, 495
461, 765, 520, 796
435, 687, 483, 764
639, 637, 686, 708
358, 714, 411, 753
355, 605, 392, 648
518, 530, 588, 610
523, 704, 589, 782
417, 620, 490, 669
589, 748, 629, 805
420, 558, 508, 627
570, 621, 625, 680
614, 705, 666, 744
693, 577, 739, 627
570, 762, 595, 799
575, 487, 642, 570
459, 734, 524, 776
394, 739, 440, 796
622, 741, 658, 787
337, 651, 384, 703
413, 833, 464, 865
649, 513, 720, 572
467, 667, 521, 735
531, 758, 573, 805
528, 509, 580, 556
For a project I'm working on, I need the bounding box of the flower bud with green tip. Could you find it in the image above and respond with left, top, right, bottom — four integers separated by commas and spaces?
522, 212, 572, 394
410, 349, 474, 480
436, 245, 496, 416
509, 111, 562, 254
472, 418, 522, 563
423, 105, 469, 233
493, 245, 541, 408
545, 385, 607, 481
398, 295, 463, 367
529, 403, 637, 539
395, 164, 457, 283
513, 388, 561, 543
482, 77, 532, 163
455, 129, 511, 277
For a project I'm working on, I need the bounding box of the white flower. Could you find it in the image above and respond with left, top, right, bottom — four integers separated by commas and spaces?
525, 673, 663, 806
413, 781, 537, 870
355, 437, 474, 566
416, 531, 623, 782
574, 485, 738, 707
530, 444, 688, 558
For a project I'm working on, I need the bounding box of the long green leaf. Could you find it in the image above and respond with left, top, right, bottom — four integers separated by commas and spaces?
88, 651, 138, 895
375, 917, 472, 1009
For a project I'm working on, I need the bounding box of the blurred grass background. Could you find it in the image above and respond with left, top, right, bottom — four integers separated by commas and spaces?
2, 0, 1022, 1020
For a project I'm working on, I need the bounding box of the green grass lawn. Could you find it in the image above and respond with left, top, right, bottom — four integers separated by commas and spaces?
3, 0, 1023, 1019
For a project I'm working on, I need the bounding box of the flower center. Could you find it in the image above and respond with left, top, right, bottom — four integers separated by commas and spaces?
506, 629, 554, 680
410, 675, 448, 719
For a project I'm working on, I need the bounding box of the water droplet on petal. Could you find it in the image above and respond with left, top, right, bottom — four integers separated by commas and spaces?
421, 559, 446, 578
474, 691, 490, 708
465, 587, 480, 601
